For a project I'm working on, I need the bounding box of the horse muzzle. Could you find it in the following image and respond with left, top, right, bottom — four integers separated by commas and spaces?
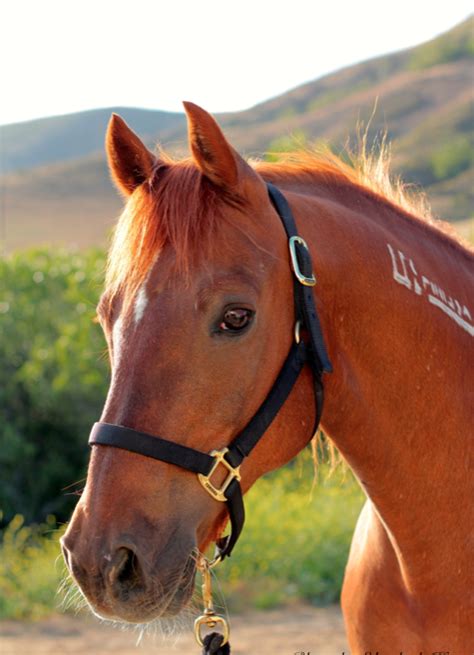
60, 526, 197, 622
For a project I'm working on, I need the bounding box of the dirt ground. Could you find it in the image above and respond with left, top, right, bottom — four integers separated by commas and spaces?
0, 605, 349, 655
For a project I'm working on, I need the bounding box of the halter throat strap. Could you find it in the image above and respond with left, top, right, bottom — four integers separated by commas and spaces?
88, 182, 332, 560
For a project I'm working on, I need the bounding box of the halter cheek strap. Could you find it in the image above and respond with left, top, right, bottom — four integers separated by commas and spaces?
89, 182, 332, 561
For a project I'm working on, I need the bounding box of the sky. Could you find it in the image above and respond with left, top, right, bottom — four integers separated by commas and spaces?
1, 0, 472, 126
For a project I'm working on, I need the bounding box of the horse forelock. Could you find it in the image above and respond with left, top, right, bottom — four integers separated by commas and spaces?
104, 157, 247, 312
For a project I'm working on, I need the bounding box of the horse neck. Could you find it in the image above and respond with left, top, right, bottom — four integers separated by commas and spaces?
277, 173, 473, 582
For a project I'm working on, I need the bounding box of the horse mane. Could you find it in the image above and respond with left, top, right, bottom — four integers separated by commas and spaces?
254, 141, 472, 255
104, 142, 472, 313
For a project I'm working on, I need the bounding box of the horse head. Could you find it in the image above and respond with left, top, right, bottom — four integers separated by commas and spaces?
61, 103, 320, 622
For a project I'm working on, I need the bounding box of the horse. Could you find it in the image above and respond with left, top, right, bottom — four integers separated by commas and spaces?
61, 102, 474, 651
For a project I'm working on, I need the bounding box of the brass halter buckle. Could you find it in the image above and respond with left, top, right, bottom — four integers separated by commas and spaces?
197, 447, 241, 502
194, 557, 230, 647
289, 236, 316, 286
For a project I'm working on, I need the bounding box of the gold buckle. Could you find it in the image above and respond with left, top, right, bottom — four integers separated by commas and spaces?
197, 448, 241, 502
289, 236, 316, 286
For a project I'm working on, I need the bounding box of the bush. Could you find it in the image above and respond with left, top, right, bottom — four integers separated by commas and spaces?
0, 249, 109, 525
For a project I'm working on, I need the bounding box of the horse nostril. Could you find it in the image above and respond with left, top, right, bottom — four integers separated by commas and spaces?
107, 547, 145, 597
116, 549, 137, 586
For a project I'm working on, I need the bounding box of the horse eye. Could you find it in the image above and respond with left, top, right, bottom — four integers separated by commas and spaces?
219, 308, 254, 332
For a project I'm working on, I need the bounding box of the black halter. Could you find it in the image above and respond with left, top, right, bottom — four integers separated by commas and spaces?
89, 183, 332, 560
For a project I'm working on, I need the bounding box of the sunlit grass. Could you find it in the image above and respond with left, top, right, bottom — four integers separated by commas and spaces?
0, 514, 69, 619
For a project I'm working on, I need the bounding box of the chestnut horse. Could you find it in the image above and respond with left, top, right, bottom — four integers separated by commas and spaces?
61, 103, 473, 651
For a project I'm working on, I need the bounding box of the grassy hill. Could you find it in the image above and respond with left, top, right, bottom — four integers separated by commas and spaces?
1, 16, 472, 251
1, 107, 185, 174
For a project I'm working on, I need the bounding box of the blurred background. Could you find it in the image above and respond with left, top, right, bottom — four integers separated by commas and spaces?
1, 2, 472, 653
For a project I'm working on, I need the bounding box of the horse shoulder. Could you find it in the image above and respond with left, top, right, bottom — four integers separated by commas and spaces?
341, 499, 423, 649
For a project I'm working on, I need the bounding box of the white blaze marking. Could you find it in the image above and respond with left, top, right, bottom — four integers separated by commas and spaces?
111, 278, 152, 367
112, 315, 125, 364
387, 243, 473, 337
134, 284, 149, 325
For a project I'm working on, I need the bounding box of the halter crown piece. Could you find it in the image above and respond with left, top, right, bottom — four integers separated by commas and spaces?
88, 183, 332, 653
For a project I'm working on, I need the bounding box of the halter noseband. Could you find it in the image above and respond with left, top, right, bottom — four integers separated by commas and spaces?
89, 183, 332, 561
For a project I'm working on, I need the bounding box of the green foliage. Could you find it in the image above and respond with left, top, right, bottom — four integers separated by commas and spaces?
0, 513, 67, 619
409, 17, 474, 70
402, 136, 473, 188
0, 249, 109, 524
278, 106, 299, 120
305, 80, 371, 114
431, 138, 473, 181
0, 455, 364, 619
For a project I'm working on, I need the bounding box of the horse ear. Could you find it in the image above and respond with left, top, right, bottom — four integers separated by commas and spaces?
183, 101, 252, 189
105, 113, 156, 196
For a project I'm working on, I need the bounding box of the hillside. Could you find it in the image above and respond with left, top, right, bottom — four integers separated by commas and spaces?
1, 107, 185, 174
1, 16, 472, 251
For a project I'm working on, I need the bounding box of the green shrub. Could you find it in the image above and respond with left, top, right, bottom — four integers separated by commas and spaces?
0, 248, 108, 525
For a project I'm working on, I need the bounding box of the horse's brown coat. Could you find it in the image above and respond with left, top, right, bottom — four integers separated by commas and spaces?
62, 103, 473, 649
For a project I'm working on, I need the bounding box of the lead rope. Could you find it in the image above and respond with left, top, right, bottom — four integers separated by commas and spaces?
194, 557, 231, 654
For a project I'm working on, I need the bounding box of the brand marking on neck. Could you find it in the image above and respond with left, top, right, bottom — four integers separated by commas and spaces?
387, 243, 473, 336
